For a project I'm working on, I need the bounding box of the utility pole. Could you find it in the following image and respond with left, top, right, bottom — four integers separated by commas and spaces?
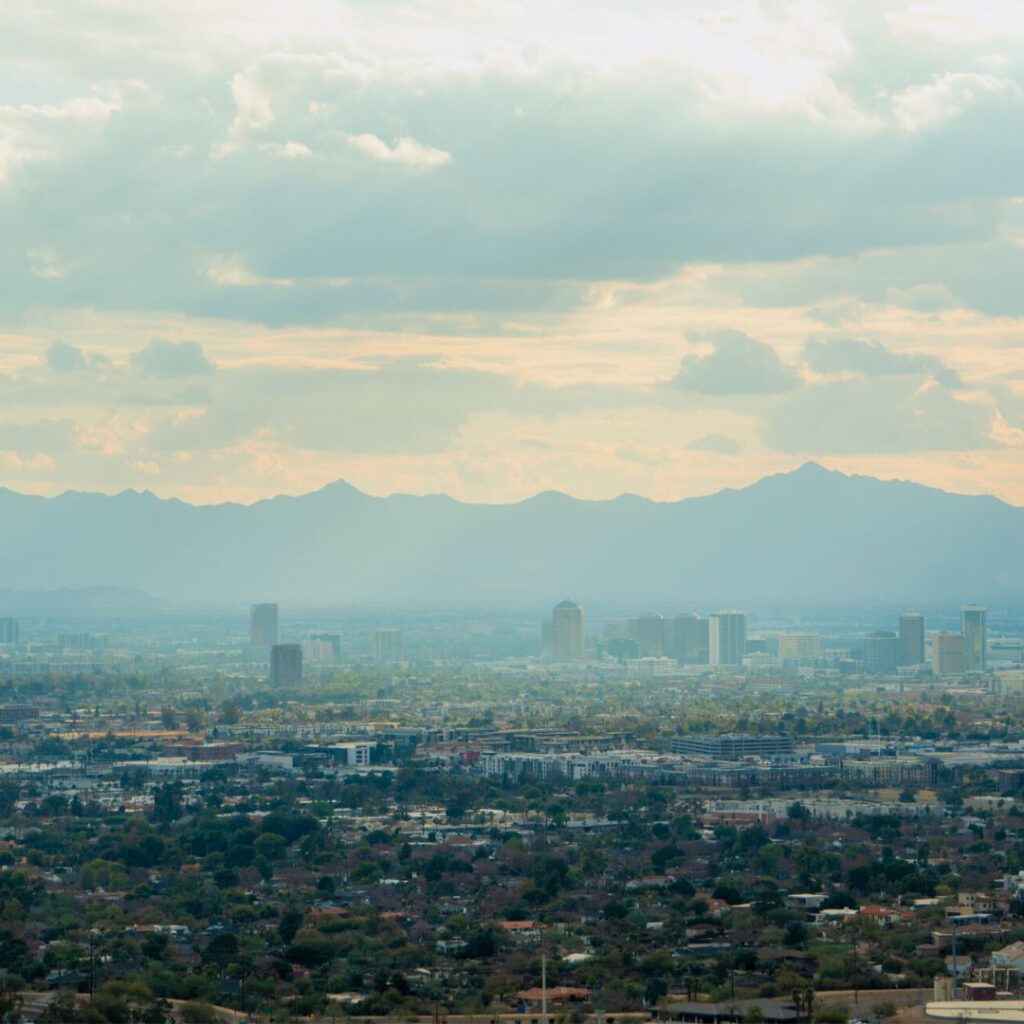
541, 946, 547, 1024
951, 919, 959, 1000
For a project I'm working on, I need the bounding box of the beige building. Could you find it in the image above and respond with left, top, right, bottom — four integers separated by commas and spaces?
933, 631, 965, 675
552, 600, 585, 662
778, 633, 821, 662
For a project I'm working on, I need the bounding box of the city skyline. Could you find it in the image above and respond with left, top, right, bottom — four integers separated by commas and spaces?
1, 3, 1023, 1021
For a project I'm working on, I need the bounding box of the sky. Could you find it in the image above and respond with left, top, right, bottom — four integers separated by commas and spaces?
1, 0, 1023, 506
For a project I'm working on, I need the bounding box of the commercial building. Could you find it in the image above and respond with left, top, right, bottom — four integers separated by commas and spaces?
372, 629, 403, 664
899, 612, 926, 666
671, 734, 795, 759
0, 618, 18, 644
709, 611, 746, 666
962, 605, 988, 671
634, 613, 665, 657
326, 742, 373, 767
270, 643, 303, 686
863, 630, 900, 674
0, 704, 38, 725
311, 633, 341, 659
249, 603, 280, 648
840, 757, 937, 787
669, 614, 709, 664
551, 600, 585, 662
933, 631, 965, 675
777, 633, 822, 663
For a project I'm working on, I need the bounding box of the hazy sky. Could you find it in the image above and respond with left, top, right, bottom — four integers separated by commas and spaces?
2, 0, 1023, 504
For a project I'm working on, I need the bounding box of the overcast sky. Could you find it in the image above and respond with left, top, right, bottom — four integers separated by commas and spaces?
2, 0, 1023, 504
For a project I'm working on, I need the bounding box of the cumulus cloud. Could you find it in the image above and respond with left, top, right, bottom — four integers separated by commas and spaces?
0, 0, 1022, 502
344, 133, 451, 168
892, 72, 1016, 131
131, 340, 214, 378
804, 337, 963, 387
672, 330, 800, 395
46, 340, 88, 373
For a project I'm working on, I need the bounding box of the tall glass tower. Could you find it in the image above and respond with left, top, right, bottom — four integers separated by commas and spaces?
960, 605, 987, 671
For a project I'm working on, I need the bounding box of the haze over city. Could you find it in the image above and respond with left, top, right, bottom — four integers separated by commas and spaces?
3, 4, 1024, 1024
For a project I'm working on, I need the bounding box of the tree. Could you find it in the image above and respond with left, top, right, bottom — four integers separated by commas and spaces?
37, 992, 78, 1023
202, 931, 238, 975
278, 910, 304, 946
0, 975, 23, 1023
253, 832, 287, 862
152, 782, 183, 823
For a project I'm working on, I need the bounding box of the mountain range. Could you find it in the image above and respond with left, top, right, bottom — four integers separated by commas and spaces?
0, 462, 1020, 607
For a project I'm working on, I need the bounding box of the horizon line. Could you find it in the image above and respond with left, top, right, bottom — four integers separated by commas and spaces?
0, 459, 1015, 510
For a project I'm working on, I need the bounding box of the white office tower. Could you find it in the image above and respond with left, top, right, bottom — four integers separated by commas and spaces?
551, 600, 585, 662
709, 611, 747, 666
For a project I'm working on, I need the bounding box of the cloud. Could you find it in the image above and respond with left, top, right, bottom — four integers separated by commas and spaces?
46, 340, 88, 373
892, 73, 1016, 131
344, 133, 451, 168
687, 433, 741, 454
131, 340, 214, 378
671, 330, 800, 395
762, 377, 996, 454
261, 140, 312, 159
804, 337, 963, 387
28, 246, 68, 279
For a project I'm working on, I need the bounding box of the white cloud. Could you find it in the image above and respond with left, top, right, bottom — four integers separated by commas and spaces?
0, 94, 120, 181
202, 253, 295, 287
28, 246, 68, 280
201, 253, 350, 288
892, 72, 1017, 131
261, 139, 312, 158
345, 132, 451, 168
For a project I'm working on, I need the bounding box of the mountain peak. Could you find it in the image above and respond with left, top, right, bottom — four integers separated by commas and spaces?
0, 466, 1018, 604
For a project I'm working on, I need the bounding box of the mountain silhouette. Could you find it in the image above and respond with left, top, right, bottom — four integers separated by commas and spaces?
0, 463, 1020, 606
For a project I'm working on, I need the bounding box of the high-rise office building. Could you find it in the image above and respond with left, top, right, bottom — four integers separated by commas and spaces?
270, 643, 303, 686
709, 611, 746, 666
373, 629, 403, 664
551, 600, 585, 662
932, 631, 965, 675
249, 604, 280, 648
778, 633, 822, 663
863, 630, 900, 674
961, 605, 987, 671
898, 613, 925, 666
634, 613, 665, 657
0, 618, 18, 644
668, 614, 709, 664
